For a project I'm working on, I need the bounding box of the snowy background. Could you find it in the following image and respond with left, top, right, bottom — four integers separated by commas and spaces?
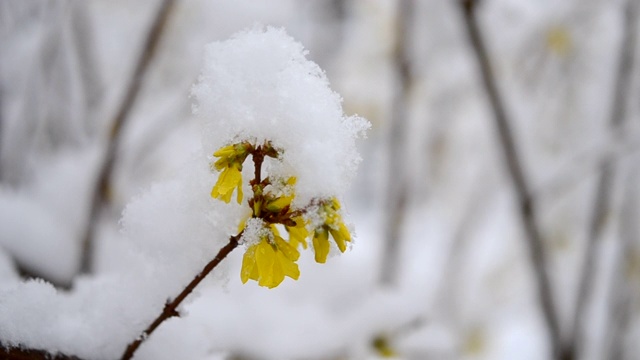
1, 0, 639, 359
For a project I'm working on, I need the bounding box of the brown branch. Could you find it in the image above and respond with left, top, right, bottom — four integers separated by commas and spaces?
0, 343, 84, 360
565, 1, 638, 359
381, 0, 414, 286
122, 142, 275, 359
120, 232, 242, 360
606, 168, 639, 360
458, 0, 562, 358
253, 150, 264, 185
0, 88, 4, 182
79, 0, 175, 274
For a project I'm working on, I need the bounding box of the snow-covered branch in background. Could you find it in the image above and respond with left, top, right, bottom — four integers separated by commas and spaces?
1, 26, 368, 360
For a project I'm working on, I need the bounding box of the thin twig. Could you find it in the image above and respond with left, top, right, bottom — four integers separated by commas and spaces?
122, 143, 275, 359
533, 124, 640, 201
458, 1, 562, 358
436, 176, 494, 324
381, 0, 414, 285
606, 168, 639, 360
120, 232, 242, 360
565, 1, 638, 358
79, 0, 175, 274
71, 0, 103, 126
0, 88, 4, 182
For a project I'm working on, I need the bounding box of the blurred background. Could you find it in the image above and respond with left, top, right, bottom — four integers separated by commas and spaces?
0, 0, 639, 359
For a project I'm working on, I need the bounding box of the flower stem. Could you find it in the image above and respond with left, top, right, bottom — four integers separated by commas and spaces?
120, 232, 243, 360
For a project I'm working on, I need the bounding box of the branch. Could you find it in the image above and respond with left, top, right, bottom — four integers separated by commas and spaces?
565, 0, 638, 358
458, 1, 562, 358
0, 343, 84, 360
120, 232, 242, 360
122, 142, 275, 359
606, 168, 639, 360
532, 124, 640, 201
435, 175, 494, 323
381, 0, 414, 286
79, 0, 175, 274
0, 88, 4, 182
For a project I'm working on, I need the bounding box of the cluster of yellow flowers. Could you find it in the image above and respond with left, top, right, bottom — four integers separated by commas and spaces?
240, 225, 301, 288
210, 143, 251, 204
210, 141, 352, 288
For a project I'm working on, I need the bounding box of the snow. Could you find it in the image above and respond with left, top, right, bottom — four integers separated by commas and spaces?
0, 154, 235, 359
1, 1, 638, 360
0, 146, 98, 284
0, 26, 370, 360
192, 26, 370, 206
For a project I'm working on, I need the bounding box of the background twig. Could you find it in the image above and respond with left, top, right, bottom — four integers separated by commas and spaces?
381, 0, 414, 286
79, 0, 175, 274
606, 168, 639, 360
458, 0, 562, 357
565, 0, 638, 358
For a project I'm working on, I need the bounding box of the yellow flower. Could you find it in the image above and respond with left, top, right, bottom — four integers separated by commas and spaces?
286, 216, 309, 250
211, 143, 251, 204
372, 336, 397, 358
312, 227, 330, 263
265, 194, 293, 213
546, 26, 571, 57
212, 143, 250, 171
240, 231, 300, 288
329, 222, 350, 253
310, 197, 351, 263
211, 163, 243, 204
264, 176, 297, 213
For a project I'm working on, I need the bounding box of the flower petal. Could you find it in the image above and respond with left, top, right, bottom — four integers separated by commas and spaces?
240, 244, 258, 284
211, 166, 243, 203
277, 251, 300, 280
274, 235, 300, 261
313, 228, 330, 263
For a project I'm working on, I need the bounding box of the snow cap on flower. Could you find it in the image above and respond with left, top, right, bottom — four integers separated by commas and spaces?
192, 26, 370, 206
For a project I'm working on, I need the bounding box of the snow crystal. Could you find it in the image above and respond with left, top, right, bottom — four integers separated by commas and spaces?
192, 26, 370, 206
239, 218, 269, 245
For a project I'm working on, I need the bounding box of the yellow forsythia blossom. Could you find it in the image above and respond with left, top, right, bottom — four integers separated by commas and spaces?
240, 231, 300, 288
312, 227, 330, 263
264, 176, 296, 213
286, 216, 309, 250
211, 163, 243, 204
372, 336, 397, 358
211, 143, 250, 204
311, 197, 351, 263
546, 26, 571, 57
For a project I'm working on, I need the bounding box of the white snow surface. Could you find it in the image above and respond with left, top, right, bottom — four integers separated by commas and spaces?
0, 154, 235, 359
0, 27, 369, 359
0, 147, 98, 284
192, 26, 370, 207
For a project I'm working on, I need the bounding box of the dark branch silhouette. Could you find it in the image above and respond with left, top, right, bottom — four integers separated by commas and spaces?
458, 0, 562, 358
0, 343, 84, 360
120, 233, 242, 360
565, 0, 638, 359
79, 0, 175, 274
381, 0, 414, 285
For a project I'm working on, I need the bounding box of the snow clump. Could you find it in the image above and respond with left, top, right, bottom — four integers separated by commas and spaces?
192, 26, 370, 207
